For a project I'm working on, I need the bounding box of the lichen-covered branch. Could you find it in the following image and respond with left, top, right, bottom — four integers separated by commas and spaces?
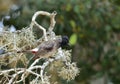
0, 11, 79, 84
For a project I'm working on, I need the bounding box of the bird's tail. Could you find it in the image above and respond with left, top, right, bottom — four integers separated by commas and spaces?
17, 50, 32, 53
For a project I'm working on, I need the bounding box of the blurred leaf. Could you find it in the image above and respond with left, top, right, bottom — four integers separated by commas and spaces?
116, 41, 120, 47
69, 33, 77, 45
74, 5, 80, 14
66, 4, 72, 11
105, 25, 111, 31
70, 20, 76, 28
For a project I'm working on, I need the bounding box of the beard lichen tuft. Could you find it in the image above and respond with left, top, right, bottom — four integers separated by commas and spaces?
0, 27, 36, 68
58, 62, 80, 81
30, 73, 51, 84
0, 27, 36, 51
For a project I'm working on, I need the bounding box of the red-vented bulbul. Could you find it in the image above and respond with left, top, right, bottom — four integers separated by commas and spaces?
32, 36, 69, 59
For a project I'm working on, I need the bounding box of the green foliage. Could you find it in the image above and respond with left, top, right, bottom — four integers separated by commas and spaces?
69, 33, 77, 45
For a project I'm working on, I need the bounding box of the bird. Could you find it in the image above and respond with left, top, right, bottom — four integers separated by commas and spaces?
32, 36, 69, 60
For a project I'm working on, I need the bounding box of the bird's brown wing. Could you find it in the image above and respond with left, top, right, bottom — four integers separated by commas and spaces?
33, 41, 55, 59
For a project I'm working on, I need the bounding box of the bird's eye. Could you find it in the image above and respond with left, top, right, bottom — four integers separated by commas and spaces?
47, 33, 50, 36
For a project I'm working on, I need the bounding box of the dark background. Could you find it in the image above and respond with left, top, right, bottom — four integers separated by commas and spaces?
0, 0, 120, 84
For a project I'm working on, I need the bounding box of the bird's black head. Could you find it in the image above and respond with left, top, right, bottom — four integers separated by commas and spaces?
60, 36, 69, 47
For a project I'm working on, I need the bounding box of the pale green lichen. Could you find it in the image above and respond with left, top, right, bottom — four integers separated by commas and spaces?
58, 62, 80, 81
62, 50, 72, 62
0, 27, 36, 51
30, 74, 51, 84
0, 27, 36, 68
49, 49, 80, 82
